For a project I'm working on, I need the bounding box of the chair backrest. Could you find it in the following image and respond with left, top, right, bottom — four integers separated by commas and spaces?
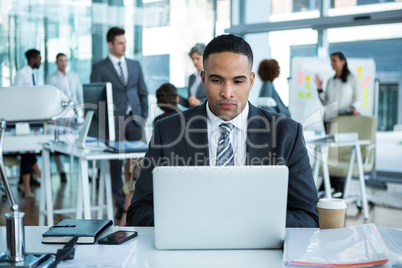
328, 115, 376, 173
0, 86, 71, 123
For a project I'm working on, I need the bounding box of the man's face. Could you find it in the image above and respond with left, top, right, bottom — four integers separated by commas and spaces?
201, 52, 255, 121
56, 55, 68, 73
32, 55, 42, 69
108, 35, 126, 58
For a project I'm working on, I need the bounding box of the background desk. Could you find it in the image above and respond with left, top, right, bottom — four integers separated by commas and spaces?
3, 132, 54, 154
0, 226, 401, 267
40, 141, 145, 226
308, 138, 371, 219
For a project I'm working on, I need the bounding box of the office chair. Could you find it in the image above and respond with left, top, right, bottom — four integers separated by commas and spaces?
326, 115, 377, 209
0, 85, 72, 265
327, 116, 376, 178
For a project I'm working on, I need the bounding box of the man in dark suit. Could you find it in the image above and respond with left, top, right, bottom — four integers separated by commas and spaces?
179, 43, 207, 107
127, 34, 318, 228
90, 27, 148, 224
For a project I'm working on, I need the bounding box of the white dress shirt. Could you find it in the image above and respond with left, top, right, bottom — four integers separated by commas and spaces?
108, 54, 128, 85
14, 65, 35, 86
46, 70, 83, 106
207, 102, 249, 166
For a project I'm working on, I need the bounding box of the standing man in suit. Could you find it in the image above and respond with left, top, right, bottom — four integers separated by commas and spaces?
179, 43, 207, 107
46, 53, 83, 183
127, 34, 319, 228
90, 27, 149, 224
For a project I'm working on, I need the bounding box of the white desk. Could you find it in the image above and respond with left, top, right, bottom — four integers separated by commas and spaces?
0, 226, 401, 267
40, 141, 145, 226
3, 132, 54, 154
308, 138, 371, 219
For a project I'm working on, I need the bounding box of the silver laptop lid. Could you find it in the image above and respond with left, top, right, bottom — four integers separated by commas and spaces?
153, 165, 289, 250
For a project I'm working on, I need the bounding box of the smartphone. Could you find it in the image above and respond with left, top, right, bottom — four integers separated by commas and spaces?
98, 231, 138, 245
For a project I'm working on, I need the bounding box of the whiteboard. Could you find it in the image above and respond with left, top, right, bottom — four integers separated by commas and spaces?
289, 57, 376, 131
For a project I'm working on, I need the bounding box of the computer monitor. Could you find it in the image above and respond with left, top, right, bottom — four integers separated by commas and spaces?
83, 82, 115, 142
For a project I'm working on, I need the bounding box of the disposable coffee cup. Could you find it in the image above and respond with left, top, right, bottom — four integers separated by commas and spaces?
317, 198, 347, 229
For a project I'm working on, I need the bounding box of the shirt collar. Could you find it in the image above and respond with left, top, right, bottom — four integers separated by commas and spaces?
108, 54, 126, 65
25, 65, 34, 73
57, 70, 67, 76
206, 101, 249, 133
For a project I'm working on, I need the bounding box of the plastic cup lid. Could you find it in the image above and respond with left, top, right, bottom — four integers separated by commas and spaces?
317, 198, 347, 209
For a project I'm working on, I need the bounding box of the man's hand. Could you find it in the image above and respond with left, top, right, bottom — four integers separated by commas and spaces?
188, 96, 201, 107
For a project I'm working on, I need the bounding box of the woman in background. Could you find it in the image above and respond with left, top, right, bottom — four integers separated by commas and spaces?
315, 51, 362, 133
179, 43, 206, 108
154, 83, 181, 125
257, 59, 291, 117
315, 52, 362, 195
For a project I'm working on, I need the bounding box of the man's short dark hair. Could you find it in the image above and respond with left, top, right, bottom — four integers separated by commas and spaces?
203, 34, 253, 71
56, 53, 67, 61
107, 27, 125, 43
25, 49, 40, 61
188, 43, 206, 57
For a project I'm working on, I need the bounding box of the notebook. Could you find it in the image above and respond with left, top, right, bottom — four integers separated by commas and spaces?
153, 165, 289, 249
42, 219, 113, 244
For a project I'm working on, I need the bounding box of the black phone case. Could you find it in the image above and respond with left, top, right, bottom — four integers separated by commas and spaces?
98, 231, 138, 244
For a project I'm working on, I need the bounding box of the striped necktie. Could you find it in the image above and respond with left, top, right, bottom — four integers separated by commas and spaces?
216, 123, 235, 166
117, 61, 125, 85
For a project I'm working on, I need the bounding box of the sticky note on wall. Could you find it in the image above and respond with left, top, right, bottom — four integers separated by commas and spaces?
298, 72, 304, 85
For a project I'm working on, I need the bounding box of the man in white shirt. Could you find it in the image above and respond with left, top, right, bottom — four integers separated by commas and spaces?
14, 49, 41, 86
13, 49, 42, 196
46, 53, 83, 108
46, 53, 83, 182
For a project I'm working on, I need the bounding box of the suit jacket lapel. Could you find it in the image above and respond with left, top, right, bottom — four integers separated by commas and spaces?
246, 103, 272, 165
106, 57, 125, 87
184, 103, 209, 166
125, 59, 132, 86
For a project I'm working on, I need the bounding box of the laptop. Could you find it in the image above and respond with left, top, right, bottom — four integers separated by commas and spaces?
153, 165, 289, 250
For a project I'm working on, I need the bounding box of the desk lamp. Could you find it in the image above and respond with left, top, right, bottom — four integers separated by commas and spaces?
0, 86, 72, 266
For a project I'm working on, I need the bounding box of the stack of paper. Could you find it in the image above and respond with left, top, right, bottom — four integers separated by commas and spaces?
58, 244, 136, 268
284, 223, 389, 267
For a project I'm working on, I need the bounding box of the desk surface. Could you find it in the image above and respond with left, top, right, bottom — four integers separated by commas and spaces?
3, 133, 54, 153
1, 226, 401, 267
43, 140, 145, 160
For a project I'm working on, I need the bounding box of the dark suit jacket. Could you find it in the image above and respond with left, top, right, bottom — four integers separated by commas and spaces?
178, 73, 206, 107
90, 57, 148, 122
127, 102, 319, 228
